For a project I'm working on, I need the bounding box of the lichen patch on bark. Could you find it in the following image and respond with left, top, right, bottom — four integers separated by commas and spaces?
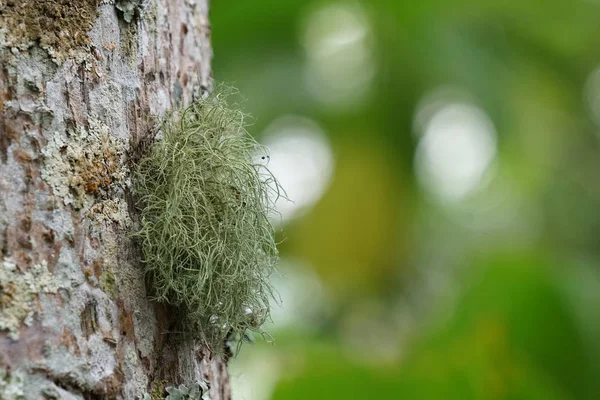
0, 0, 99, 64
40, 116, 129, 212
115, 0, 145, 23
0, 258, 58, 340
0, 368, 25, 400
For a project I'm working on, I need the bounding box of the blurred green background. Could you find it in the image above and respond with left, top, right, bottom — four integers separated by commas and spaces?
211, 1, 600, 399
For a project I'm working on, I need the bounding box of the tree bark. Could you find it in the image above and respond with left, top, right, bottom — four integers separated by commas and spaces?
0, 1, 230, 399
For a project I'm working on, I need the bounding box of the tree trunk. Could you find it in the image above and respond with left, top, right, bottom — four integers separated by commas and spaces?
0, 1, 230, 399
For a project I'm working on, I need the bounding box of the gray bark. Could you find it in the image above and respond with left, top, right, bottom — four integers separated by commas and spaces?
0, 1, 230, 399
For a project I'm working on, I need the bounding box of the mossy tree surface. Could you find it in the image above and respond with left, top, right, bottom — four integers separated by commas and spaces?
0, 0, 233, 399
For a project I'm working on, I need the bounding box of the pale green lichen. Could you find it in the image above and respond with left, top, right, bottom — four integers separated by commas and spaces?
143, 382, 209, 400
0, 368, 25, 400
41, 116, 130, 217
0, 258, 58, 340
133, 86, 281, 350
116, 0, 142, 23
89, 198, 132, 229
102, 0, 146, 23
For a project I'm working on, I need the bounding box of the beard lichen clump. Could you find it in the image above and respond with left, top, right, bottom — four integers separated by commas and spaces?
134, 88, 280, 350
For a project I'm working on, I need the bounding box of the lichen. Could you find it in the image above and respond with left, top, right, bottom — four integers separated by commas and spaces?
133, 86, 281, 350
143, 382, 209, 400
118, 17, 139, 66
41, 116, 129, 214
147, 379, 168, 400
0, 207, 6, 256
41, 343, 98, 395
99, 267, 117, 299
88, 81, 127, 132
115, 0, 142, 23
89, 198, 132, 228
0, 0, 99, 64
0, 368, 25, 400
0, 258, 58, 340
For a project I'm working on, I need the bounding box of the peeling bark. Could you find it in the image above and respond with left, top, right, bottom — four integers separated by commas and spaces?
0, 1, 230, 399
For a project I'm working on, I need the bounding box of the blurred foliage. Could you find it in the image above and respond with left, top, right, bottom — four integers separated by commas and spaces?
211, 0, 600, 398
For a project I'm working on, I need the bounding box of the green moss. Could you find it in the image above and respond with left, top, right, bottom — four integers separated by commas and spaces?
149, 380, 168, 400
0, 0, 98, 63
133, 85, 281, 350
118, 17, 139, 66
99, 268, 117, 299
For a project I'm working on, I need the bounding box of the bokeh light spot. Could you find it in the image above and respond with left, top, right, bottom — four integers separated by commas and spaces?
262, 116, 334, 223
269, 258, 332, 330
301, 2, 375, 108
414, 96, 497, 202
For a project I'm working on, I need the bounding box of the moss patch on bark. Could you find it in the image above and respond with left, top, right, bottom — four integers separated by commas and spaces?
0, 0, 98, 63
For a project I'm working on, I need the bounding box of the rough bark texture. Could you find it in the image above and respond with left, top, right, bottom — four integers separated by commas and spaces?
0, 1, 231, 399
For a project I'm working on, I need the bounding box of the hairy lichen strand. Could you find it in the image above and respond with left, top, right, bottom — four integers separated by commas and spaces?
133, 86, 281, 350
